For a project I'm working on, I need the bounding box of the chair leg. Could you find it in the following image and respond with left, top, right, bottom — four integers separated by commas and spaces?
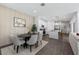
37, 41, 39, 47
16, 46, 19, 53
40, 41, 42, 45
14, 45, 15, 50
35, 42, 38, 48
30, 45, 32, 52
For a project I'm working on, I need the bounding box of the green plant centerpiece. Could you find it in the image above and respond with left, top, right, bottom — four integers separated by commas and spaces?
31, 24, 37, 33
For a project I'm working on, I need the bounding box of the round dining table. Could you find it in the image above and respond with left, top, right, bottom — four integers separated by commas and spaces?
18, 33, 31, 48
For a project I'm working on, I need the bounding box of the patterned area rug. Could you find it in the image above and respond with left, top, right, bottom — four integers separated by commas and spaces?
1, 40, 48, 55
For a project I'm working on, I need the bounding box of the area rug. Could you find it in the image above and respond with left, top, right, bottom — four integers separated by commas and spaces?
1, 40, 48, 55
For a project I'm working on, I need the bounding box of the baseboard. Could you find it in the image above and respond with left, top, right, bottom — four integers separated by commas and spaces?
0, 43, 13, 49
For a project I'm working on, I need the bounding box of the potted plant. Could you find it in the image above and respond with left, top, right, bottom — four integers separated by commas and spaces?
31, 24, 37, 33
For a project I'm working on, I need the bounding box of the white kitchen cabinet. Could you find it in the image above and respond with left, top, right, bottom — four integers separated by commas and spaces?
48, 30, 59, 39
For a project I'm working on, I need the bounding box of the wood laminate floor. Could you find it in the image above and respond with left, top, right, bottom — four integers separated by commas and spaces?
36, 35, 74, 55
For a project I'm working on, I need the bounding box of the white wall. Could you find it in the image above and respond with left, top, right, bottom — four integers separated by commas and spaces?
70, 12, 77, 33
77, 12, 79, 33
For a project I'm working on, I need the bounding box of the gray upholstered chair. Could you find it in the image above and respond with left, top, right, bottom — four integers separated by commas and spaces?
10, 35, 25, 53
27, 34, 38, 52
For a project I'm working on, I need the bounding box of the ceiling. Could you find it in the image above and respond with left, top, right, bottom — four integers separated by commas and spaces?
0, 3, 79, 21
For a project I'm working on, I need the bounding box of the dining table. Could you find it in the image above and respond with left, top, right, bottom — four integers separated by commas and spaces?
18, 33, 31, 48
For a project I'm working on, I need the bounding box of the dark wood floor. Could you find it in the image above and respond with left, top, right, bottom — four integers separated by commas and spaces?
36, 35, 74, 55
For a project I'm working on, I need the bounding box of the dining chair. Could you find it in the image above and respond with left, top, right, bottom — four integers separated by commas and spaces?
38, 31, 43, 45
27, 34, 38, 52
9, 35, 25, 53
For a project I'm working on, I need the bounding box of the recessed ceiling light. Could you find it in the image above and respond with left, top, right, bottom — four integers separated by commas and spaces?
40, 3, 45, 6
33, 10, 37, 13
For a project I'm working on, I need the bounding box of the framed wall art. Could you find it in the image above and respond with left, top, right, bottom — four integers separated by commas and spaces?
13, 17, 26, 27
